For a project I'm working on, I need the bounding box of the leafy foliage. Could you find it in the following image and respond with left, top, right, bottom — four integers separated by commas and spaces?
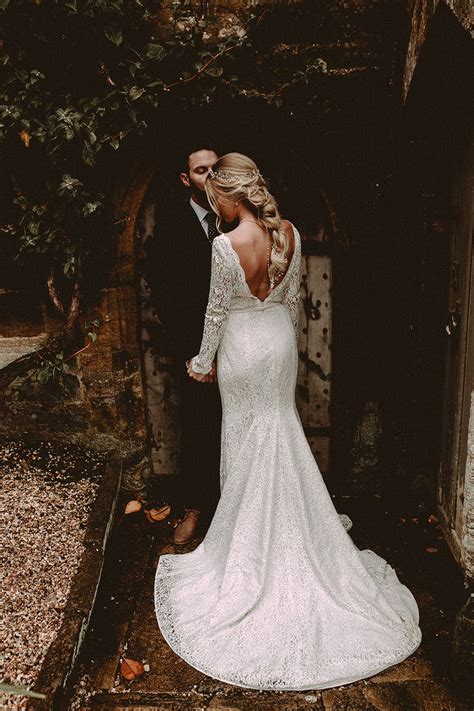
0, 0, 327, 390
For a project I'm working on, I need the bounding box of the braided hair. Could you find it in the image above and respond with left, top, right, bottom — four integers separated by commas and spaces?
205, 152, 290, 284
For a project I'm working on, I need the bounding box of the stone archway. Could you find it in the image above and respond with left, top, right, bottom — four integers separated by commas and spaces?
74, 117, 355, 499
76, 154, 158, 491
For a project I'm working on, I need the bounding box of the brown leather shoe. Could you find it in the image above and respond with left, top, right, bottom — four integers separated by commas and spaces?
173, 508, 200, 545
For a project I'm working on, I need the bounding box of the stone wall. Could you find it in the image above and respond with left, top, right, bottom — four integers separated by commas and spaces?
402, 0, 473, 103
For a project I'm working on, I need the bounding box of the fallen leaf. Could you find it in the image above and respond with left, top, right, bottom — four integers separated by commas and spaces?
124, 500, 142, 515
120, 657, 145, 681
425, 547, 438, 554
19, 129, 30, 147
144, 504, 171, 523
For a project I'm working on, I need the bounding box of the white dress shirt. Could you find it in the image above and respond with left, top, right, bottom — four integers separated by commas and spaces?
190, 197, 212, 238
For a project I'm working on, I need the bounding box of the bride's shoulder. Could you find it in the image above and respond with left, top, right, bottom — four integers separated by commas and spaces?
281, 219, 300, 248
213, 233, 240, 265
210, 233, 232, 259
213, 233, 230, 247
221, 226, 250, 254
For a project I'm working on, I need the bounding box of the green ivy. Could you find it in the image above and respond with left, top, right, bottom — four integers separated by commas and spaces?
0, 0, 327, 389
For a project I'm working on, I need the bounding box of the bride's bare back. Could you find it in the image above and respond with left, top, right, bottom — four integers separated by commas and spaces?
226, 219, 295, 302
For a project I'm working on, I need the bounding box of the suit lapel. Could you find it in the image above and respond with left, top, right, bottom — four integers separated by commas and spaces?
174, 200, 212, 292
182, 201, 211, 248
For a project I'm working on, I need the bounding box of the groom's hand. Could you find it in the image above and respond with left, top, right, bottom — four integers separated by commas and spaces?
207, 360, 218, 383
185, 359, 217, 383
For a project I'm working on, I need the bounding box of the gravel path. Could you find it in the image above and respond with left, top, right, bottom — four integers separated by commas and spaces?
0, 441, 105, 710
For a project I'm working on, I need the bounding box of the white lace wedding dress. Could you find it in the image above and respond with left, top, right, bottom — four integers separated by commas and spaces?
154, 223, 422, 690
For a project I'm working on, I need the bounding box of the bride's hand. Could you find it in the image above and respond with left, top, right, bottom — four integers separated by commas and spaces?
186, 360, 210, 383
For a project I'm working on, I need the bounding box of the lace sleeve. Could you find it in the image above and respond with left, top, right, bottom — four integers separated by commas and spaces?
281, 226, 302, 339
190, 237, 234, 375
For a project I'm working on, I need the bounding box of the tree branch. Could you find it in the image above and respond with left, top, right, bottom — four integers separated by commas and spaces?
47, 269, 65, 315
163, 41, 243, 91
64, 281, 81, 336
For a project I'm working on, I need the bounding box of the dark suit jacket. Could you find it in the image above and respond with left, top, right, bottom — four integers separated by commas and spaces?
144, 198, 214, 361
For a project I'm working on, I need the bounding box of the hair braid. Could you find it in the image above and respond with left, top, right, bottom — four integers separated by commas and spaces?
205, 152, 291, 285
250, 185, 288, 283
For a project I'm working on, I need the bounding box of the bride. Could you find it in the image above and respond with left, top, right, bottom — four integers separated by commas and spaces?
154, 152, 422, 690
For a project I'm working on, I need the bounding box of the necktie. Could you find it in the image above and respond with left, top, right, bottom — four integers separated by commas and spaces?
205, 212, 219, 242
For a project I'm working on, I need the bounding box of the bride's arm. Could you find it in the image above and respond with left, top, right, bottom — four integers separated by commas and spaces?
189, 237, 233, 376
281, 228, 302, 339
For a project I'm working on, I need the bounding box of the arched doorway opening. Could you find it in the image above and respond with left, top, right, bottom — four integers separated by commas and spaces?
129, 104, 350, 506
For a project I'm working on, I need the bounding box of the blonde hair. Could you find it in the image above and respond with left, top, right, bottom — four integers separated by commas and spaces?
205, 152, 290, 284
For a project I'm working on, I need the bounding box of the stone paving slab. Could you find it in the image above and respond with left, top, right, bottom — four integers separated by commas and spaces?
366, 648, 434, 683
68, 502, 157, 704
320, 678, 470, 710
206, 690, 324, 709
88, 690, 324, 710
122, 537, 211, 695
89, 691, 211, 709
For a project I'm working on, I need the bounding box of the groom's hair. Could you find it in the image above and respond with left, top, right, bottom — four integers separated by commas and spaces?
178, 141, 219, 174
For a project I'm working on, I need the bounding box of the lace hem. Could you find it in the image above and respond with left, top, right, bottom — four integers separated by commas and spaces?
154, 552, 422, 691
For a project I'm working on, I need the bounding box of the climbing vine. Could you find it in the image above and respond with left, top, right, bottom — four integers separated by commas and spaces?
0, 0, 328, 391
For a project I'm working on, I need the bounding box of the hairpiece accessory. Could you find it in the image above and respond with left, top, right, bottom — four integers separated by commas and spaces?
209, 168, 262, 184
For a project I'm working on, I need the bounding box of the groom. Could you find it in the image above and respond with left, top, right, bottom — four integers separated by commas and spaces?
145, 143, 222, 544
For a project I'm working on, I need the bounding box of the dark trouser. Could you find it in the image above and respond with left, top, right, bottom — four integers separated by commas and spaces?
177, 363, 222, 525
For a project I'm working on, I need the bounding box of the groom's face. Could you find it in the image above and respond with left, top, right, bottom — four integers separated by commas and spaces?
180, 149, 218, 202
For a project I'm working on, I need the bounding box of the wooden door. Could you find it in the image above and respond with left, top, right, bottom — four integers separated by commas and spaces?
294, 194, 335, 477
437, 119, 473, 564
